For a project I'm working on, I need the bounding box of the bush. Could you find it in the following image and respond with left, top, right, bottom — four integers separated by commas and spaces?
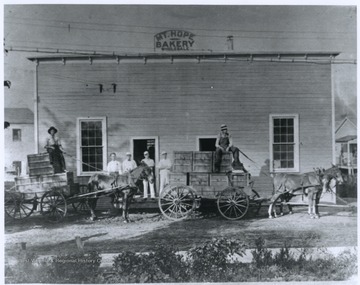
251, 237, 273, 267
187, 238, 246, 282
5, 238, 357, 283
111, 244, 188, 283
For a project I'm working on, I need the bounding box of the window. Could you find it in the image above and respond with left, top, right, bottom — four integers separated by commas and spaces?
77, 117, 107, 175
269, 114, 299, 172
13, 161, 22, 176
197, 136, 217, 151
12, 129, 21, 141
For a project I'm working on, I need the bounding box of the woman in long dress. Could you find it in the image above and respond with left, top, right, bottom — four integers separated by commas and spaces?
45, 126, 66, 173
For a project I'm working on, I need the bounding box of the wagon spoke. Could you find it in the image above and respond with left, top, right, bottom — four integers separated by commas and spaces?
233, 201, 248, 208
179, 204, 190, 214
7, 207, 16, 216
217, 187, 249, 220
162, 203, 176, 213
160, 201, 175, 206
233, 204, 245, 216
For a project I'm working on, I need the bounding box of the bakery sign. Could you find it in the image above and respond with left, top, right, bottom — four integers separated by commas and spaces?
154, 30, 195, 51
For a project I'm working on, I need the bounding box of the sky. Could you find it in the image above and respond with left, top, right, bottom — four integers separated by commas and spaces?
2, 4, 357, 123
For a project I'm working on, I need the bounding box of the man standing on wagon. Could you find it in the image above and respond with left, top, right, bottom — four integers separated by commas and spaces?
214, 124, 248, 173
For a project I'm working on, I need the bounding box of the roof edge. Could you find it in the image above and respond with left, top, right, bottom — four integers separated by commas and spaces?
27, 51, 341, 62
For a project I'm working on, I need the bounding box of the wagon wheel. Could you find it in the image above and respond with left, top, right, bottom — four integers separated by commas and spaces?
72, 185, 90, 212
40, 189, 67, 222
158, 184, 196, 221
5, 192, 36, 220
217, 186, 250, 220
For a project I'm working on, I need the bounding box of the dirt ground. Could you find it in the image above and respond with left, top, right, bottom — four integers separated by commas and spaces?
5, 200, 357, 261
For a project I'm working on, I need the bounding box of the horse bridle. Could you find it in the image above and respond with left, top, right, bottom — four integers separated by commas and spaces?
322, 170, 341, 194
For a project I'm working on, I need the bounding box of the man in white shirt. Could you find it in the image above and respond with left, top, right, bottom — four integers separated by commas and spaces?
141, 151, 155, 199
157, 151, 172, 193
122, 152, 137, 173
107, 153, 122, 176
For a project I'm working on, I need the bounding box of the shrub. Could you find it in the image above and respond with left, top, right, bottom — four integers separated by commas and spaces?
251, 236, 273, 267
187, 238, 246, 282
111, 244, 188, 283
5, 238, 357, 283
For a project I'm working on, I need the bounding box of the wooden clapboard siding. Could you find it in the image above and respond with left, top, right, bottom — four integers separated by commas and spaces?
37, 60, 332, 197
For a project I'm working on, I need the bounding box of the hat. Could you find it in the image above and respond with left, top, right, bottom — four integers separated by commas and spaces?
161, 151, 167, 155
144, 151, 149, 155
48, 126, 58, 134
126, 152, 131, 156
220, 124, 227, 131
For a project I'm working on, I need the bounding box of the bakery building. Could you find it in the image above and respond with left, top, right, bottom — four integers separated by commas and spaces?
27, 47, 339, 200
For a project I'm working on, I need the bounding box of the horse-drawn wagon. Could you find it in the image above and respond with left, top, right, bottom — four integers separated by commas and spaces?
157, 151, 266, 221
5, 153, 77, 222
5, 152, 155, 223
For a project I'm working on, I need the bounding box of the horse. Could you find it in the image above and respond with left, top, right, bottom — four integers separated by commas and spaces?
86, 162, 154, 222
306, 165, 344, 218
268, 165, 343, 219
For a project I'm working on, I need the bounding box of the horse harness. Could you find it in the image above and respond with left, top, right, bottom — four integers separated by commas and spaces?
110, 170, 146, 190
278, 171, 324, 196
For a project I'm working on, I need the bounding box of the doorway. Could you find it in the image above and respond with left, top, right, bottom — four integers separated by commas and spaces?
131, 136, 159, 192
132, 139, 156, 165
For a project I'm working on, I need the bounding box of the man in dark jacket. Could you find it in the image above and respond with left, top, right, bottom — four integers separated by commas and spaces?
214, 124, 247, 173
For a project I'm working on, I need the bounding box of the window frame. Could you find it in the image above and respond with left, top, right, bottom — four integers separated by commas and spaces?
269, 114, 299, 173
76, 117, 107, 176
12, 129, 22, 142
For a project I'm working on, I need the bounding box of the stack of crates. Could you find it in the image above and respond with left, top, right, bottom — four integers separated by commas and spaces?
27, 153, 54, 176
169, 151, 247, 198
14, 172, 75, 198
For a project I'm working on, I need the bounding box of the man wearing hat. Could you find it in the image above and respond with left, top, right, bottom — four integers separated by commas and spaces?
107, 153, 122, 176
214, 124, 247, 173
122, 152, 137, 173
157, 151, 172, 193
44, 126, 66, 173
141, 151, 155, 198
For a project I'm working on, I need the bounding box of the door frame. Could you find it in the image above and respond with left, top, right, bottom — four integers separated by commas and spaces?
130, 136, 159, 190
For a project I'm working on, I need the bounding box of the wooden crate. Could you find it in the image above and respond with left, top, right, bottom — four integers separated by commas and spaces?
14, 172, 74, 196
27, 153, 50, 163
29, 166, 54, 176
209, 173, 230, 192
15, 182, 43, 194
213, 151, 232, 173
230, 173, 250, 188
15, 176, 41, 185
28, 161, 52, 169
196, 186, 217, 199
41, 172, 74, 184
192, 151, 213, 172
172, 151, 193, 173
169, 173, 187, 184
189, 173, 209, 195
